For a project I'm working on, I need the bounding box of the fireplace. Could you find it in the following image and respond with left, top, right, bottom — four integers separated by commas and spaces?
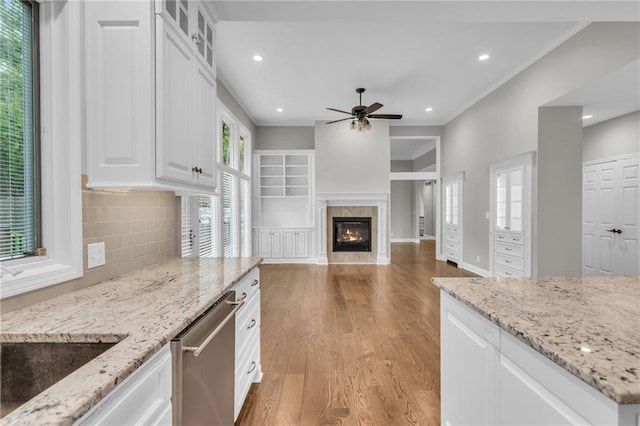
333, 217, 372, 252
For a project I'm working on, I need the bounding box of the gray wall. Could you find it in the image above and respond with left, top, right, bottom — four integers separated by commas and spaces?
537, 106, 583, 276
217, 81, 256, 136
414, 149, 436, 171
390, 180, 415, 239
390, 126, 444, 138
255, 126, 315, 150
583, 110, 640, 162
443, 22, 640, 273
422, 182, 435, 236
315, 120, 390, 193
390, 160, 413, 172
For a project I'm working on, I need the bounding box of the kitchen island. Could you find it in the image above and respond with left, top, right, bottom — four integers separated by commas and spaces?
0, 256, 261, 425
432, 275, 640, 425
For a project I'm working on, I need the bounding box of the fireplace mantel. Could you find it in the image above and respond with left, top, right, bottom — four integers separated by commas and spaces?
315, 193, 389, 265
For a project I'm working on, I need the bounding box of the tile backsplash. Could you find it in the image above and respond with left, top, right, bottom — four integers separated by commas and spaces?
1, 186, 180, 312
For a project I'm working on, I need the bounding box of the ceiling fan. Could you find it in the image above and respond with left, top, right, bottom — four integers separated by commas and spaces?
326, 88, 403, 131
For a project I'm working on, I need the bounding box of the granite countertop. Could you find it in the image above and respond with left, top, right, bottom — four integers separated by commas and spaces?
432, 275, 640, 405
0, 256, 262, 426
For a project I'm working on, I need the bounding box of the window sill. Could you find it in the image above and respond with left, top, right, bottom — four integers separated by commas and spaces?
0, 257, 82, 299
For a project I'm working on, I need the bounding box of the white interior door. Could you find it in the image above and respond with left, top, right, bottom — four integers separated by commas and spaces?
583, 155, 639, 276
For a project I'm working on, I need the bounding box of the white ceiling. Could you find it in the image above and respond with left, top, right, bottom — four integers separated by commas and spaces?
545, 59, 640, 126
211, 1, 640, 127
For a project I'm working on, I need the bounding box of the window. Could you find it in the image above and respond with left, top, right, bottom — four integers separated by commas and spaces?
181, 102, 251, 259
221, 120, 231, 167
1, 1, 83, 298
1, 0, 40, 261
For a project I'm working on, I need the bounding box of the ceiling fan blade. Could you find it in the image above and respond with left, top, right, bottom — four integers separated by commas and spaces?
362, 102, 383, 114
326, 107, 353, 115
325, 117, 354, 124
368, 114, 403, 120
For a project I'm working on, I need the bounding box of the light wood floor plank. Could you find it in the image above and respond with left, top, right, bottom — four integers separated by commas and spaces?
236, 241, 475, 425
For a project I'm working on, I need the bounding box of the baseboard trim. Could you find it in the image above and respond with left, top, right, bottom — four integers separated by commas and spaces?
462, 262, 491, 277
391, 238, 419, 244
261, 258, 317, 264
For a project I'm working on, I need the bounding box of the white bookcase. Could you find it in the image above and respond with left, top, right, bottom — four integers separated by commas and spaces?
253, 150, 314, 262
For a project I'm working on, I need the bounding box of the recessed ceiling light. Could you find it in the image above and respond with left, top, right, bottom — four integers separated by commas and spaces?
425, 107, 433, 112
276, 108, 283, 112
580, 346, 592, 353
478, 53, 490, 61
582, 114, 593, 120
252, 55, 263, 62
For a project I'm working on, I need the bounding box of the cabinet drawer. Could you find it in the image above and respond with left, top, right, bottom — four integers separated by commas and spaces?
495, 264, 524, 278
509, 234, 524, 244
236, 292, 260, 356
495, 242, 524, 258
495, 253, 524, 271
234, 342, 260, 420
445, 248, 459, 261
444, 232, 459, 242
233, 267, 260, 303
445, 240, 460, 251
495, 232, 509, 242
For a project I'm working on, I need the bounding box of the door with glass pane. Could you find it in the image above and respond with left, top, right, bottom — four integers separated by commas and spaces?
443, 173, 464, 264
490, 153, 533, 278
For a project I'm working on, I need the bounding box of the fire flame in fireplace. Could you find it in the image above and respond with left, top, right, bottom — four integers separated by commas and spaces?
339, 229, 364, 242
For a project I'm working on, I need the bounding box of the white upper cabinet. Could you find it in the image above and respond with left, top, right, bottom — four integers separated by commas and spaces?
490, 152, 534, 277
85, 1, 217, 193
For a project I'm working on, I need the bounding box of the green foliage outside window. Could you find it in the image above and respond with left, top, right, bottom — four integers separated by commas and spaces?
222, 121, 230, 166
239, 136, 245, 173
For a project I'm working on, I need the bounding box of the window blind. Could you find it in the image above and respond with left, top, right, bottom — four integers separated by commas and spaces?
180, 197, 194, 257
0, 0, 38, 261
222, 172, 236, 257
239, 178, 249, 256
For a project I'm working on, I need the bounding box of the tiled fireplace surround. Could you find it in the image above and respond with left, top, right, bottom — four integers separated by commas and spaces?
316, 193, 389, 265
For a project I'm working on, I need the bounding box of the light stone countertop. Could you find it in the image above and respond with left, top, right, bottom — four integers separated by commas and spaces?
431, 275, 640, 405
0, 256, 262, 426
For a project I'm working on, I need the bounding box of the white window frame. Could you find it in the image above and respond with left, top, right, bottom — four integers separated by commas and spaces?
217, 102, 252, 257
1, 2, 83, 298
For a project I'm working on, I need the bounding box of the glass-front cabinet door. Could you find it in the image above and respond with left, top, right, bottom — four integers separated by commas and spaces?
443, 172, 464, 264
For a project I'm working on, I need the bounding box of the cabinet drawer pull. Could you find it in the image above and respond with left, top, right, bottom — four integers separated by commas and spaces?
247, 319, 257, 329
505, 248, 512, 252
247, 361, 256, 375
505, 259, 511, 264
251, 279, 259, 287
239, 292, 247, 301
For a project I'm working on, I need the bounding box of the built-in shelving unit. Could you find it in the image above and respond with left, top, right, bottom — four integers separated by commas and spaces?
253, 150, 314, 262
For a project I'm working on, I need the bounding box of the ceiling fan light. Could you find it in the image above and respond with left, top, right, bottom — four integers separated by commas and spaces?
350, 120, 356, 131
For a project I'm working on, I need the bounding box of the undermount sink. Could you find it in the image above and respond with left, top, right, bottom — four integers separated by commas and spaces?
0, 338, 121, 419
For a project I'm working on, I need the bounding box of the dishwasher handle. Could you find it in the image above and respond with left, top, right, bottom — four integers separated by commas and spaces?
182, 299, 245, 357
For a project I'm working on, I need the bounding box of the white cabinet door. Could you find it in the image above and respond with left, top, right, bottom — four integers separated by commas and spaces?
271, 230, 284, 258
583, 155, 639, 276
283, 229, 297, 258
155, 17, 195, 184
85, 2, 154, 185
441, 293, 498, 426
192, 63, 217, 188
296, 230, 309, 258
497, 355, 590, 425
258, 229, 272, 258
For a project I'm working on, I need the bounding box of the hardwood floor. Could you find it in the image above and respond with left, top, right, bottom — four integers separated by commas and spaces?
236, 240, 475, 426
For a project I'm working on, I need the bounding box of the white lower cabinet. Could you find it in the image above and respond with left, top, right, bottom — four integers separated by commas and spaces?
441, 291, 640, 426
232, 267, 262, 421
76, 344, 171, 425
258, 228, 311, 262
441, 292, 499, 425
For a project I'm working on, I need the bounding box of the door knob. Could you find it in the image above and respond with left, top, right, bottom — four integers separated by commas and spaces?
606, 228, 623, 234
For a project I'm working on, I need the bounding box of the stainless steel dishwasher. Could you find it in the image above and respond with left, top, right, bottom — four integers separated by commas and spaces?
171, 291, 244, 426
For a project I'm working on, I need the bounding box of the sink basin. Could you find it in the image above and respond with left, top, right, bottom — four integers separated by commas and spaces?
0, 340, 118, 418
